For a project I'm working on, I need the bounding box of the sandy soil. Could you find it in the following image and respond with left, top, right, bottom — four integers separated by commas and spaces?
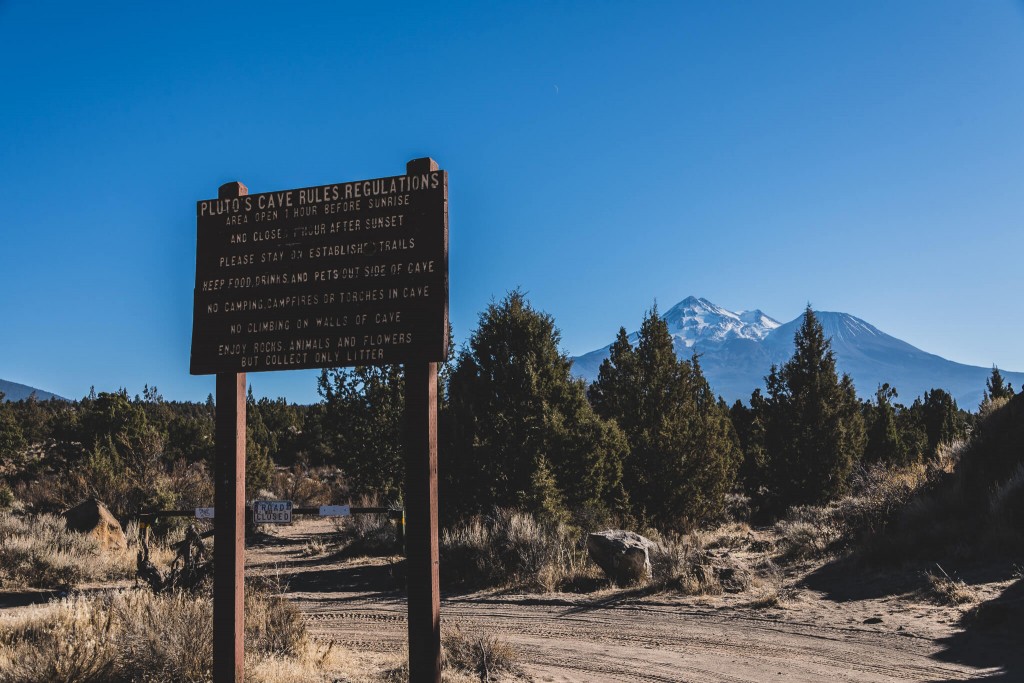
246, 519, 1023, 682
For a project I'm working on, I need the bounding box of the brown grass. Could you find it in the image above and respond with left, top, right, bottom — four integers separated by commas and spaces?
0, 512, 135, 589
0, 584, 341, 683
332, 495, 402, 557
924, 565, 978, 606
442, 626, 525, 681
440, 509, 599, 592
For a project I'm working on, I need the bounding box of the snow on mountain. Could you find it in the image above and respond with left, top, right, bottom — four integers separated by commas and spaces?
661, 296, 780, 348
571, 297, 1024, 408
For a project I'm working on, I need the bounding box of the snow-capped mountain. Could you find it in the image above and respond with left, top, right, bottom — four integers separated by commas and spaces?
571, 297, 1024, 408
662, 297, 781, 347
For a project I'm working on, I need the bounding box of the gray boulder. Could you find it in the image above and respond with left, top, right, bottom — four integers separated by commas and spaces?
587, 530, 657, 586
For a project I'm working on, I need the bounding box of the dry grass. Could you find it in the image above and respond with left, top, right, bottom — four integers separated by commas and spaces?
773, 509, 842, 561
0, 512, 135, 589
380, 629, 527, 683
299, 538, 328, 558
924, 565, 978, 606
0, 583, 357, 683
646, 528, 776, 597
332, 495, 402, 557
440, 509, 599, 592
442, 626, 525, 681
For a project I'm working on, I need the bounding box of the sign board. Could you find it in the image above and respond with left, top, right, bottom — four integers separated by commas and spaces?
319, 505, 351, 517
252, 500, 293, 525
195, 507, 215, 519
191, 170, 448, 375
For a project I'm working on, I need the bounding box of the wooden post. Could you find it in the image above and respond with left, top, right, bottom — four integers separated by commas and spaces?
213, 181, 248, 683
404, 155, 442, 683
404, 361, 441, 683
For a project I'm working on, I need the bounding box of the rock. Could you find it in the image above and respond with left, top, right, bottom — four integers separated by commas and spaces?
62, 498, 127, 550
586, 530, 657, 586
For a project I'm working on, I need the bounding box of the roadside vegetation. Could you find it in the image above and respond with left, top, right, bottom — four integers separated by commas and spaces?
0, 291, 1021, 681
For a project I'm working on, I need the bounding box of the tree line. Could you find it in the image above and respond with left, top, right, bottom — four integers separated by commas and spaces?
1, 291, 1003, 531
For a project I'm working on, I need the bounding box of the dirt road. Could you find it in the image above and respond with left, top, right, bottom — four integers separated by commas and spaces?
249, 520, 1007, 682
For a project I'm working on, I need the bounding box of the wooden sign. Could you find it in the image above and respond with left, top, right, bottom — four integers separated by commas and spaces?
190, 169, 448, 375
201, 159, 444, 683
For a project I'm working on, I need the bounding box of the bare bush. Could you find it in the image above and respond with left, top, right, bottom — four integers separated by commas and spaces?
332, 495, 401, 557
0, 512, 134, 589
924, 565, 978, 606
773, 508, 841, 561
0, 583, 315, 683
442, 626, 524, 681
441, 509, 596, 591
272, 465, 346, 508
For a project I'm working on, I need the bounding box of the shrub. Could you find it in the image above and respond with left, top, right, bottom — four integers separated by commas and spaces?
924, 566, 978, 606
0, 585, 315, 683
440, 508, 594, 591
773, 507, 842, 561
646, 528, 769, 596
0, 512, 133, 589
442, 626, 522, 681
332, 495, 401, 557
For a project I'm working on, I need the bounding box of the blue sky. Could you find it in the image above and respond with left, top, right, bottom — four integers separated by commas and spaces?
2, 1, 1023, 404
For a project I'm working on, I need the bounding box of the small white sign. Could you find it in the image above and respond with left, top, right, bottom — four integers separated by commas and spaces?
253, 500, 293, 524
195, 507, 215, 519
319, 505, 351, 517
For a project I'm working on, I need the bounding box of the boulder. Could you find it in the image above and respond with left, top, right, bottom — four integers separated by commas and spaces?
62, 498, 127, 550
587, 530, 657, 586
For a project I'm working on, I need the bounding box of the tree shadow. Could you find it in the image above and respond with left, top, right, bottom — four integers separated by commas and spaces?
927, 579, 1024, 682
285, 559, 404, 595
0, 589, 63, 609
246, 529, 308, 548
802, 554, 1017, 603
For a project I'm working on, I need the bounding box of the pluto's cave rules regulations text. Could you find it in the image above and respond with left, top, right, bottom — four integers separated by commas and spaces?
190, 170, 448, 375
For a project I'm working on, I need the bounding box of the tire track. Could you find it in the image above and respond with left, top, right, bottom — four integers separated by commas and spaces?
251, 520, 996, 682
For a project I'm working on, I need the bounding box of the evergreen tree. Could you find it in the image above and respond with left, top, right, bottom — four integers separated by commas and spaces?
755, 307, 865, 512
909, 388, 967, 458
589, 307, 741, 530
0, 393, 27, 461
730, 397, 768, 497
444, 290, 626, 520
244, 388, 275, 493
984, 365, 1015, 403
864, 384, 907, 466
318, 363, 406, 499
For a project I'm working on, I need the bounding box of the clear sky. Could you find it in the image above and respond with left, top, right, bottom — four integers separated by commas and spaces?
2, 1, 1023, 404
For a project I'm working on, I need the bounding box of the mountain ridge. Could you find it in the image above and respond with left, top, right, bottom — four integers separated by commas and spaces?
571, 297, 1023, 409
0, 379, 66, 402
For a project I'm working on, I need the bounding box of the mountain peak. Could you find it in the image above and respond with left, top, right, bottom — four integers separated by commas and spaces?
661, 296, 781, 348
569, 297, 1024, 407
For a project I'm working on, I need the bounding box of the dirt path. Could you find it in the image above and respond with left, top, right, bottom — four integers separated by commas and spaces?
248, 520, 1006, 682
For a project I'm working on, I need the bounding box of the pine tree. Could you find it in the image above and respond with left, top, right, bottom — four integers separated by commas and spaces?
444, 290, 626, 521
318, 363, 406, 498
244, 389, 275, 493
589, 307, 741, 530
984, 365, 1015, 404
0, 392, 26, 460
755, 307, 865, 512
911, 388, 967, 458
731, 395, 768, 498
864, 384, 907, 466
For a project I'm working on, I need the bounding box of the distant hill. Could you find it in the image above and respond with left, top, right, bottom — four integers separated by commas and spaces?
572, 296, 1024, 409
0, 379, 66, 402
